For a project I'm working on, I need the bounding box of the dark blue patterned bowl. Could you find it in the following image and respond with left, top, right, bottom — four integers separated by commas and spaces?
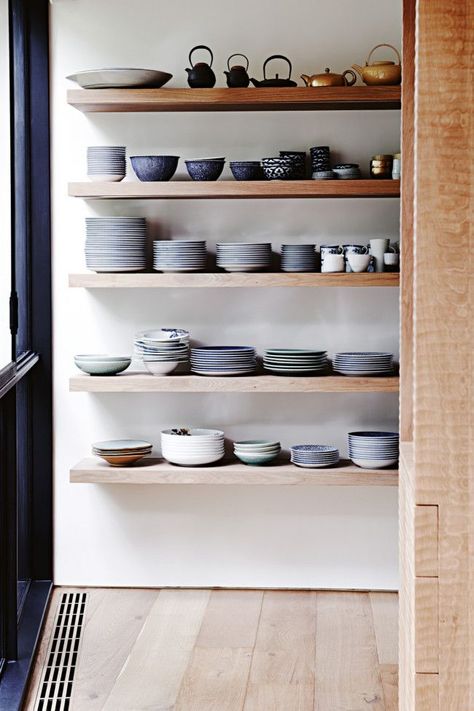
230, 161, 264, 181
185, 159, 225, 181
130, 155, 179, 182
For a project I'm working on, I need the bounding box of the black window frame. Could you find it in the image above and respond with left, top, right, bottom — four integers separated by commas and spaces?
0, 0, 52, 708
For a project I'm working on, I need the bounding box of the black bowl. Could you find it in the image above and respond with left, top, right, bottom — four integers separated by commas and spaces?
230, 161, 264, 181
130, 155, 179, 182
185, 159, 225, 181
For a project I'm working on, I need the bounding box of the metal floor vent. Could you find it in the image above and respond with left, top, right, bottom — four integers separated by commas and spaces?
34, 591, 87, 711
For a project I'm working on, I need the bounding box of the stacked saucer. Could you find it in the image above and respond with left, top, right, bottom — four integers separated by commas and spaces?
348, 431, 399, 469
134, 328, 190, 376
87, 146, 126, 182
333, 163, 361, 179
161, 428, 224, 466
85, 217, 147, 273
92, 439, 152, 466
333, 352, 394, 376
281, 244, 316, 272
191, 346, 257, 376
234, 440, 281, 466
216, 243, 271, 272
290, 444, 340, 468
263, 349, 328, 375
153, 240, 207, 272
310, 145, 331, 173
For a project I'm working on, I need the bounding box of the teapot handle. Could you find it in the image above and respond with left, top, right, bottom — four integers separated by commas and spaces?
366, 43, 401, 67
189, 45, 214, 68
263, 54, 293, 81
227, 53, 249, 72
342, 69, 357, 86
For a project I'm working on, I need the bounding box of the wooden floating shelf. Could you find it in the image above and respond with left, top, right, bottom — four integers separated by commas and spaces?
70, 457, 399, 487
70, 374, 399, 393
67, 86, 401, 113
69, 180, 400, 200
68, 272, 400, 289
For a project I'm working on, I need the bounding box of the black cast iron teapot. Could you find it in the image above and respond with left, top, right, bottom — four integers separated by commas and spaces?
250, 54, 297, 87
186, 45, 216, 88
224, 53, 250, 88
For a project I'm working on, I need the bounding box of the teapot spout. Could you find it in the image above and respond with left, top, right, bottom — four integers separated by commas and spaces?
223, 70, 230, 79
249, 78, 260, 87
185, 67, 191, 74
300, 74, 310, 86
351, 64, 364, 78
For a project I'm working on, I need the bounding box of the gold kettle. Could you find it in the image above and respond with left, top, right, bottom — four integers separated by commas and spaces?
301, 67, 356, 87
352, 44, 401, 86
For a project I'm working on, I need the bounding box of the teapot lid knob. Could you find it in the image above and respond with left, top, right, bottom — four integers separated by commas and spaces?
325, 67, 330, 73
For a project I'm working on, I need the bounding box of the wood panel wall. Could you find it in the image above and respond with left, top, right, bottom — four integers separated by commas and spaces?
399, 0, 474, 708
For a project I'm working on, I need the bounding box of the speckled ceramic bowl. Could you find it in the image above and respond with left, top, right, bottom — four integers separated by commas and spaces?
185, 158, 225, 181
130, 155, 179, 182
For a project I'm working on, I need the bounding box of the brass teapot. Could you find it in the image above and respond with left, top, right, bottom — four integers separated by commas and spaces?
301, 67, 356, 87
352, 44, 401, 86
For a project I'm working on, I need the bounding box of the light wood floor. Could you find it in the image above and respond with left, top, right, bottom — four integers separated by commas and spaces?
24, 588, 398, 711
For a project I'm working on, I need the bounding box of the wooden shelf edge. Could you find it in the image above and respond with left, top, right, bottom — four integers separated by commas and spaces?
68, 180, 400, 200
69, 373, 400, 393
68, 272, 400, 289
67, 86, 401, 113
70, 457, 399, 486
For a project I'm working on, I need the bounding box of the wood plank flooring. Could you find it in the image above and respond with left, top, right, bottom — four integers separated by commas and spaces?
24, 588, 398, 711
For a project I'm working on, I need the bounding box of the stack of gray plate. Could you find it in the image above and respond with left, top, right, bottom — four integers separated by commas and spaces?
153, 240, 207, 273
263, 349, 328, 375
85, 217, 147, 273
216, 243, 271, 272
191, 346, 257, 376
87, 146, 126, 182
333, 352, 394, 376
281, 244, 316, 272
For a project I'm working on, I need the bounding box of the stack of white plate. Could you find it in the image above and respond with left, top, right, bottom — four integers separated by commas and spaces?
233, 440, 281, 466
333, 352, 394, 376
161, 428, 224, 466
263, 349, 328, 375
85, 217, 147, 273
153, 240, 207, 273
87, 146, 126, 182
216, 243, 272, 272
348, 431, 399, 468
134, 328, 190, 376
92, 439, 152, 467
281, 244, 316, 272
290, 444, 340, 468
191, 346, 257, 376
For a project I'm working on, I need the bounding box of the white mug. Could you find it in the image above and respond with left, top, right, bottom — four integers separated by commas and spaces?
370, 238, 395, 272
384, 252, 399, 266
348, 253, 371, 272
322, 254, 345, 273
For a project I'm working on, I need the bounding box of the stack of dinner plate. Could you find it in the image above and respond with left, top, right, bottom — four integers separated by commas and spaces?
134, 328, 190, 376
290, 444, 340, 468
216, 243, 271, 272
87, 146, 126, 182
92, 439, 152, 466
161, 428, 224, 466
85, 217, 147, 273
263, 349, 328, 375
348, 431, 399, 468
333, 352, 394, 376
280, 244, 316, 272
191, 346, 257, 376
153, 240, 207, 273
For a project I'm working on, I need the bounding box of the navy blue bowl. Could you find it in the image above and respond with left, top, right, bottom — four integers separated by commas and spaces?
185, 159, 225, 181
230, 161, 264, 181
130, 155, 179, 182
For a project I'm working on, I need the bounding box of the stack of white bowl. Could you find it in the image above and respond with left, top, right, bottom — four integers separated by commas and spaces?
134, 328, 190, 376
333, 352, 394, 376
153, 240, 207, 272
216, 243, 272, 272
85, 217, 147, 273
348, 431, 399, 468
87, 146, 126, 182
161, 428, 225, 466
281, 244, 316, 272
233, 440, 281, 466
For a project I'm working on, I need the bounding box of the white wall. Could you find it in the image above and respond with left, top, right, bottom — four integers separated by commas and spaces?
51, 0, 401, 589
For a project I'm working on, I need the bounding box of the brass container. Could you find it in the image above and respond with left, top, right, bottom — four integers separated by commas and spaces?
352, 44, 401, 86
370, 154, 393, 179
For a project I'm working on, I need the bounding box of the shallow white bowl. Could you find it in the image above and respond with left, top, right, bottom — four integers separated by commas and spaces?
143, 360, 179, 376
351, 457, 398, 469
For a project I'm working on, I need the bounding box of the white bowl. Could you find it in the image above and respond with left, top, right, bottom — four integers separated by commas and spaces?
143, 360, 179, 376
138, 328, 189, 343
88, 174, 125, 183
163, 452, 224, 466
347, 254, 371, 272
351, 457, 398, 469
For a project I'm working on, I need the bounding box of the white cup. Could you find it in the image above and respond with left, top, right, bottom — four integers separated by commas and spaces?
348, 253, 371, 273
370, 238, 394, 272
321, 254, 345, 273
384, 252, 399, 267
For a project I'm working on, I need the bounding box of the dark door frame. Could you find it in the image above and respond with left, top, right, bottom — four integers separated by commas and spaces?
0, 0, 52, 708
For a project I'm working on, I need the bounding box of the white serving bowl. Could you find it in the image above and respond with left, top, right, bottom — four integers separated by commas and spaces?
161, 428, 224, 441
351, 457, 398, 469
162, 451, 224, 466
143, 360, 179, 376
